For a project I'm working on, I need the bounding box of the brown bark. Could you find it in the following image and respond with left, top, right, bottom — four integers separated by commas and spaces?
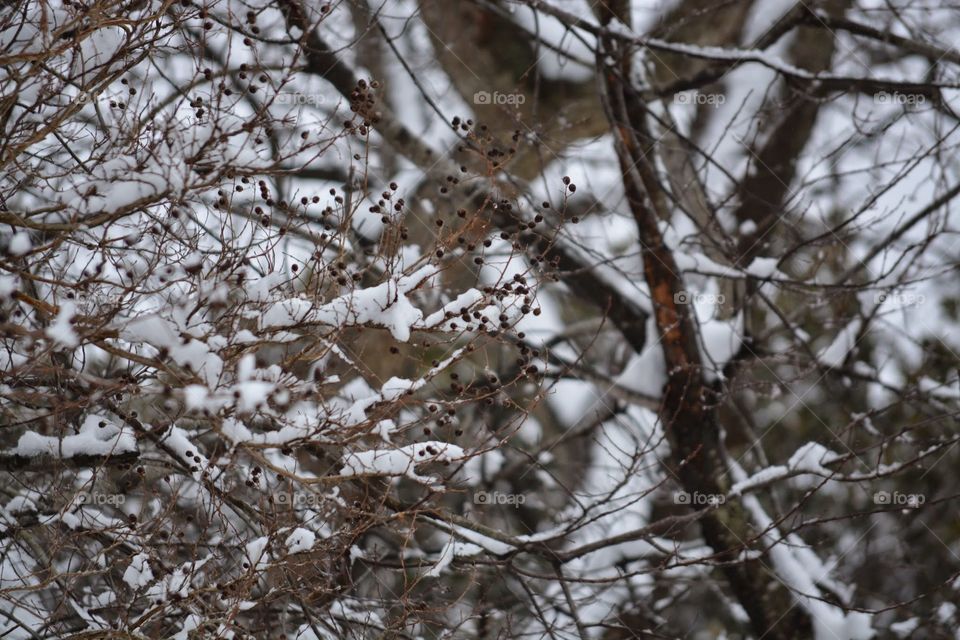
594, 5, 811, 638
733, 0, 853, 266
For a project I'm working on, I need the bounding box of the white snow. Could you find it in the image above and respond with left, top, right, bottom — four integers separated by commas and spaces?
46, 301, 79, 348
445, 523, 515, 555
64, 154, 185, 216
7, 232, 31, 256
0, 275, 16, 299
423, 536, 456, 578
3, 495, 37, 515
788, 442, 841, 474
339, 442, 466, 484
11, 414, 136, 459
121, 314, 224, 385
285, 528, 317, 554
183, 385, 209, 411
144, 557, 209, 604
421, 289, 485, 328
742, 256, 782, 279
818, 319, 862, 368
618, 318, 668, 397
730, 465, 789, 496
260, 266, 435, 342
123, 553, 154, 589
701, 312, 743, 375
731, 442, 842, 496
937, 602, 956, 624
890, 618, 919, 638
732, 461, 874, 640
380, 376, 424, 401
245, 536, 271, 572
171, 614, 203, 640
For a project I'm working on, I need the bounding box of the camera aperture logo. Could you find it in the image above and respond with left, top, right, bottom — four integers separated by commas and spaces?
473, 490, 525, 507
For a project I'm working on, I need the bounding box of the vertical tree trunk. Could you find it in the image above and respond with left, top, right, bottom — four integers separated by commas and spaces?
594, 3, 811, 637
